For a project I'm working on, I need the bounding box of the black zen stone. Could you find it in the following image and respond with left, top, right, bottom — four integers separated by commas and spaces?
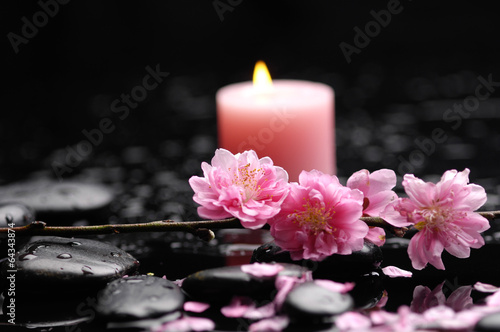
348, 269, 384, 309
0, 202, 35, 227
3, 291, 93, 328
251, 240, 383, 281
95, 275, 184, 321
181, 263, 309, 302
475, 312, 500, 331
0, 203, 35, 257
4, 236, 139, 292
0, 180, 114, 223
284, 282, 353, 323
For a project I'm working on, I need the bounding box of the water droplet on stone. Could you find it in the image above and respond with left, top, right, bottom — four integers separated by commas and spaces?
57, 253, 72, 259
110, 252, 121, 257
82, 266, 94, 275
111, 289, 122, 295
19, 253, 37, 261
126, 278, 143, 284
69, 241, 82, 247
28, 244, 49, 253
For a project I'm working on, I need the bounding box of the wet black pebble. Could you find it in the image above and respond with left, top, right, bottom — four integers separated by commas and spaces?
0, 180, 114, 223
96, 275, 184, 321
0, 203, 35, 251
348, 269, 384, 309
251, 240, 383, 281
475, 312, 500, 331
284, 282, 353, 323
182, 263, 310, 302
0, 202, 35, 227
4, 236, 139, 292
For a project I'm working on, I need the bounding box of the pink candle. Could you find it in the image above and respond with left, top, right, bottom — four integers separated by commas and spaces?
216, 63, 335, 181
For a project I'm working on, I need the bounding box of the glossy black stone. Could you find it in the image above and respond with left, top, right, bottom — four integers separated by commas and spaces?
181, 263, 310, 302
0, 202, 35, 227
95, 275, 184, 321
4, 236, 139, 292
284, 282, 353, 322
2, 291, 94, 328
348, 269, 385, 309
475, 312, 500, 331
0, 202, 35, 257
251, 240, 383, 281
0, 180, 114, 223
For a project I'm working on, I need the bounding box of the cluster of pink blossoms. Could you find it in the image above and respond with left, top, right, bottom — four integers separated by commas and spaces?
189, 149, 490, 271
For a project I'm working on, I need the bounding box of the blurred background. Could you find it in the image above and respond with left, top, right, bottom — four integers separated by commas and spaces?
1, 0, 500, 182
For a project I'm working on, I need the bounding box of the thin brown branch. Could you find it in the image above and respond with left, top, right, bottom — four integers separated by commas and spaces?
0, 211, 499, 240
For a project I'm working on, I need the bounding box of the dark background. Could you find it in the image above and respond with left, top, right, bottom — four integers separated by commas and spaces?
1, 0, 499, 187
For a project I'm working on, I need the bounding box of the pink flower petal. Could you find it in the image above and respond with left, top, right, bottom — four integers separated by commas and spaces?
220, 296, 255, 318
155, 316, 215, 332
274, 274, 310, 311
241, 263, 284, 278
446, 286, 473, 312
486, 291, 500, 307
243, 301, 276, 320
248, 315, 289, 332
380, 202, 413, 228
382, 266, 413, 278
474, 282, 500, 293
347, 169, 397, 198
314, 279, 355, 293
365, 227, 386, 246
335, 311, 372, 331
173, 278, 184, 287
183, 301, 210, 313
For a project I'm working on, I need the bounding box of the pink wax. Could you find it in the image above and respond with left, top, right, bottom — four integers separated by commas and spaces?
216, 79, 335, 181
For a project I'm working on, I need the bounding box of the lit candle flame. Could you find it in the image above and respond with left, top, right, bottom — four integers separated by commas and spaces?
253, 61, 273, 93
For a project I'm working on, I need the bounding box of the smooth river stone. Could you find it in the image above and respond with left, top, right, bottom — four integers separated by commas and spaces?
5, 236, 139, 292
0, 203, 35, 252
284, 282, 353, 323
251, 240, 383, 281
0, 180, 114, 223
0, 202, 35, 227
96, 275, 184, 321
475, 312, 500, 331
348, 269, 385, 309
181, 263, 310, 302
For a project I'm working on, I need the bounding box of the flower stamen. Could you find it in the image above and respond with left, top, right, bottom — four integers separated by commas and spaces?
289, 199, 335, 235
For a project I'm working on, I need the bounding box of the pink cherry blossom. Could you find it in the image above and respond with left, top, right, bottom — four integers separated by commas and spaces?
347, 169, 398, 246
381, 168, 489, 270
189, 149, 289, 229
410, 282, 473, 314
268, 170, 368, 261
